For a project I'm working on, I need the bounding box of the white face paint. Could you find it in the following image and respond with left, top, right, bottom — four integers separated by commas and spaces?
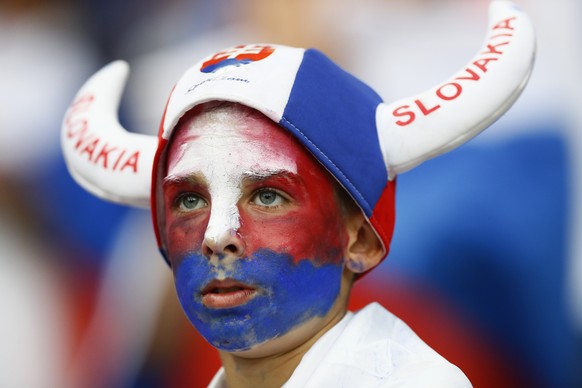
165, 106, 297, 256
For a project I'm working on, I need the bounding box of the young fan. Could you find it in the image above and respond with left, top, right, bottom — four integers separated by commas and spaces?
62, 2, 534, 386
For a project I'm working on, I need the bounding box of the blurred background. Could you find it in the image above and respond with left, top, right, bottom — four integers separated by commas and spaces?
1, 0, 580, 387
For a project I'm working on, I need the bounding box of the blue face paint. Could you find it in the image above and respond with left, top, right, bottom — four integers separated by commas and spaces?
173, 249, 343, 352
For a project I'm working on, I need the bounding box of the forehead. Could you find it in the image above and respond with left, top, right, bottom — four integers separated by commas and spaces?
166, 103, 323, 178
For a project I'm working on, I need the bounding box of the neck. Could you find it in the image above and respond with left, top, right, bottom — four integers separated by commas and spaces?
218, 308, 346, 388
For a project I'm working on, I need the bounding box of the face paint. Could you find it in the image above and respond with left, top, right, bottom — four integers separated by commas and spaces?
174, 250, 343, 351
162, 104, 349, 352
165, 107, 298, 257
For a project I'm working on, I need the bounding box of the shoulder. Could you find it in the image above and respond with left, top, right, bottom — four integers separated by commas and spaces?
287, 303, 472, 387
386, 359, 471, 387
361, 303, 470, 379
357, 303, 471, 385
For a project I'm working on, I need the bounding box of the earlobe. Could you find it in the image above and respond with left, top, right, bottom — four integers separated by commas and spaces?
344, 215, 385, 274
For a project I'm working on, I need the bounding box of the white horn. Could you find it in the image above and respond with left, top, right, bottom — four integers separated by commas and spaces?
61, 60, 157, 208
376, 1, 535, 179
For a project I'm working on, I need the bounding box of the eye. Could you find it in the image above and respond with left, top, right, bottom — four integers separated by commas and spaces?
252, 189, 286, 207
177, 193, 207, 211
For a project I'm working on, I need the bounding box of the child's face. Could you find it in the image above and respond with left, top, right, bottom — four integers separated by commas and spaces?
161, 105, 351, 353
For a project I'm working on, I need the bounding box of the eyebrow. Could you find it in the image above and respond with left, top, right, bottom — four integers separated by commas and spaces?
242, 169, 305, 188
162, 173, 206, 189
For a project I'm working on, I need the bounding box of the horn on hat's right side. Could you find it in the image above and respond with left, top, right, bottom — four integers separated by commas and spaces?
61, 60, 157, 208
376, 1, 535, 180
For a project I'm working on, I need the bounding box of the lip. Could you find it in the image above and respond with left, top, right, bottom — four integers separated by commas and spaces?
200, 278, 257, 309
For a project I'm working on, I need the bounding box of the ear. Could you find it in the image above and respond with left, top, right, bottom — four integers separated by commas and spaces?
344, 213, 385, 274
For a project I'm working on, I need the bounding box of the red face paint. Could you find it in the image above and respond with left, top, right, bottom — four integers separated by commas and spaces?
161, 105, 348, 268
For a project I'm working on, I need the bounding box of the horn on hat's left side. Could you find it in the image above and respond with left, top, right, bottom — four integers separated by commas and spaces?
61, 60, 157, 208
376, 0, 535, 179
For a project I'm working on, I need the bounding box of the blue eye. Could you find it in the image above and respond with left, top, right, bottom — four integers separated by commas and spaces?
253, 190, 285, 207
178, 193, 207, 211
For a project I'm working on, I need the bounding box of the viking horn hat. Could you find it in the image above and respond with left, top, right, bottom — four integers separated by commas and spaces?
62, 1, 535, 259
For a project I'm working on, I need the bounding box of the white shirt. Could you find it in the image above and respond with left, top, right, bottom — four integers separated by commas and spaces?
208, 302, 472, 387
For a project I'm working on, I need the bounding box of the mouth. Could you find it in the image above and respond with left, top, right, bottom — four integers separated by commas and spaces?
200, 279, 257, 309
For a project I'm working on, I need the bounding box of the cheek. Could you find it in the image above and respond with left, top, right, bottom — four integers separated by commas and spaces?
164, 214, 209, 264
239, 194, 348, 264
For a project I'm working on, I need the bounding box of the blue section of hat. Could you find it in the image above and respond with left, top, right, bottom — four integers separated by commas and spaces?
280, 49, 386, 216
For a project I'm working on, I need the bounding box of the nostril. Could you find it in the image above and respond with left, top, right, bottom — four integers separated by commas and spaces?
224, 244, 238, 254
202, 244, 214, 257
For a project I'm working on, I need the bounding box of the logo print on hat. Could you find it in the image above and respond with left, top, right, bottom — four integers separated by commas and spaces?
200, 44, 275, 74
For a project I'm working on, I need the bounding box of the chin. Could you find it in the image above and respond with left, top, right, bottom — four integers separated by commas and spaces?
220, 307, 339, 359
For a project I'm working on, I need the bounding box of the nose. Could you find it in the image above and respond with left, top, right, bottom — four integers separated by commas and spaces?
201, 201, 246, 259
202, 231, 246, 258
201, 189, 245, 259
